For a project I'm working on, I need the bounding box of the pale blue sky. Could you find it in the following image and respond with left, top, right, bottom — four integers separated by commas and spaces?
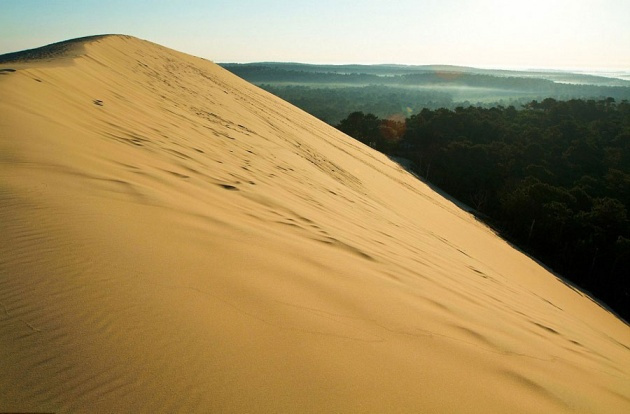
1, 0, 629, 70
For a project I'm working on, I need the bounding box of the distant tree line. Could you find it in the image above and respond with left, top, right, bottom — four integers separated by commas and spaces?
257, 83, 586, 125
336, 98, 630, 321
258, 85, 453, 124
223, 64, 630, 93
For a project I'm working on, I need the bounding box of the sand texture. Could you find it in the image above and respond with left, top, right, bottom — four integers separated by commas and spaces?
1, 35, 629, 413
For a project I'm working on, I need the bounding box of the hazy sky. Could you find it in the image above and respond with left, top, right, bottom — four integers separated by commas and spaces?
1, 0, 629, 70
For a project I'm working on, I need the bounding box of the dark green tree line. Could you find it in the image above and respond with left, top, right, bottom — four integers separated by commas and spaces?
337, 99, 630, 321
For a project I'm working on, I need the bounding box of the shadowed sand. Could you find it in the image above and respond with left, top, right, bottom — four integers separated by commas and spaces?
1, 35, 629, 413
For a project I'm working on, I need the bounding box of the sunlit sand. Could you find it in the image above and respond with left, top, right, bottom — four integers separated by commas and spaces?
1, 35, 628, 413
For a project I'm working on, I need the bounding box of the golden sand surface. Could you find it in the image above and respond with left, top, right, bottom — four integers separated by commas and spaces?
1, 35, 628, 413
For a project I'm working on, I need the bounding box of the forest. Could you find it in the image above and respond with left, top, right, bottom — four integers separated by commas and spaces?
222, 63, 630, 124
336, 98, 630, 321
258, 84, 453, 124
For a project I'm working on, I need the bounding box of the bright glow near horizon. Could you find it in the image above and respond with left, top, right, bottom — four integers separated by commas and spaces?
1, 0, 629, 71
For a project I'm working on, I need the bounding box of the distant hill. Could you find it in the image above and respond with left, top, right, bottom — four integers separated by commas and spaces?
222, 62, 630, 87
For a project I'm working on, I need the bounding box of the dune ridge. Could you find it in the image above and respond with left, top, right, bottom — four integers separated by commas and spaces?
1, 35, 629, 413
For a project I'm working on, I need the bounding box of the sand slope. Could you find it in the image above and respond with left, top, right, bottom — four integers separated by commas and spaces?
0, 35, 628, 413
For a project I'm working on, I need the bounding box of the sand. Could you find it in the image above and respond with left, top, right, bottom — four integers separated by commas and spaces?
0, 35, 628, 413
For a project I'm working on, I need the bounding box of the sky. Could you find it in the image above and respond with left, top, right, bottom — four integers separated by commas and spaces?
1, 0, 630, 71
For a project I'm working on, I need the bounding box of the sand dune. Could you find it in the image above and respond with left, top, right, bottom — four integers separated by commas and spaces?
0, 35, 628, 413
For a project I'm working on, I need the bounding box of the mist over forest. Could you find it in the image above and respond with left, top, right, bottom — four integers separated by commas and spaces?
221, 63, 630, 124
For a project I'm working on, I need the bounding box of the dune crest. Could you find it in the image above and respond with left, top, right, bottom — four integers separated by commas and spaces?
1, 35, 628, 413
